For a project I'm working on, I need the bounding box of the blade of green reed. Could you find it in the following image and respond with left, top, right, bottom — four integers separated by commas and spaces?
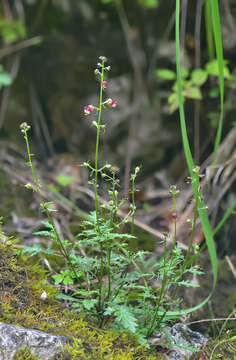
210, 0, 225, 164
213, 199, 236, 236
170, 0, 218, 317
205, 0, 215, 60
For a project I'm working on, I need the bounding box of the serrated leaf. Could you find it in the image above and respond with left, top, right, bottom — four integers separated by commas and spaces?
33, 230, 52, 237
22, 245, 42, 256
41, 220, 54, 230
82, 299, 97, 310
177, 280, 200, 287
73, 289, 97, 297
115, 306, 137, 333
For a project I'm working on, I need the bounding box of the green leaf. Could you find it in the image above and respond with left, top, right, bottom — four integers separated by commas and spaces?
209, 0, 225, 164
0, 20, 26, 44
177, 280, 199, 287
41, 221, 54, 230
33, 230, 53, 237
52, 274, 63, 285
190, 69, 208, 86
115, 306, 138, 333
22, 245, 42, 256
168, 92, 178, 104
82, 299, 97, 310
57, 173, 74, 187
73, 289, 98, 297
183, 86, 202, 100
168, 93, 180, 114
175, 0, 218, 320
63, 276, 74, 285
138, 0, 159, 8
206, 59, 231, 79
181, 67, 189, 79
104, 306, 115, 316
156, 68, 176, 80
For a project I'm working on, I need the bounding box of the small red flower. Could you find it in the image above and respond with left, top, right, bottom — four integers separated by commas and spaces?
84, 105, 94, 115
107, 99, 117, 108
172, 213, 178, 219
102, 81, 108, 89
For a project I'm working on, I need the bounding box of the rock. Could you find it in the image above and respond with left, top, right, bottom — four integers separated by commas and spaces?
166, 323, 208, 360
0, 322, 72, 360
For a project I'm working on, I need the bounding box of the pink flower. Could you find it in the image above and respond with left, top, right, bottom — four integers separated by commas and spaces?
102, 81, 108, 89
84, 105, 94, 115
172, 213, 178, 219
107, 99, 117, 108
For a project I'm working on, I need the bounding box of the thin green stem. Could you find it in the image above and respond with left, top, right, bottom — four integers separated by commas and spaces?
22, 126, 80, 282
107, 249, 111, 301
94, 61, 105, 221
93, 59, 105, 313
146, 238, 167, 336
130, 174, 136, 251
184, 193, 199, 264
172, 193, 177, 249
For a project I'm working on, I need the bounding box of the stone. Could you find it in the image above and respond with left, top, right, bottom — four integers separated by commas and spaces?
167, 323, 208, 360
0, 322, 72, 360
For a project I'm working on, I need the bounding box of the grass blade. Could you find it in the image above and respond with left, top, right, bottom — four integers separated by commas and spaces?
175, 0, 217, 314
213, 199, 236, 235
205, 0, 215, 60
210, 0, 225, 163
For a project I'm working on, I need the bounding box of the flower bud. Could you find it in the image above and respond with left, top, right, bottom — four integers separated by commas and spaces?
99, 56, 107, 62
193, 166, 200, 174
25, 183, 33, 190
84, 105, 94, 115
107, 98, 117, 108
20, 122, 31, 132
92, 121, 98, 128
102, 81, 108, 89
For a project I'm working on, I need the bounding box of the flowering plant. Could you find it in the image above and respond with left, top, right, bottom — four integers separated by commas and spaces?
21, 57, 203, 346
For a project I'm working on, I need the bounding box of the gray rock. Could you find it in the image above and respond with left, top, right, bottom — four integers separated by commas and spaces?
167, 323, 208, 360
0, 322, 72, 360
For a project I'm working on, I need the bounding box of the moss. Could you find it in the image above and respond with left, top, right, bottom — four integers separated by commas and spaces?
191, 331, 236, 360
0, 224, 163, 360
12, 348, 41, 360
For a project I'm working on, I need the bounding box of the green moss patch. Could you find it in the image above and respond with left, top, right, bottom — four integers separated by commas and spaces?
0, 225, 163, 360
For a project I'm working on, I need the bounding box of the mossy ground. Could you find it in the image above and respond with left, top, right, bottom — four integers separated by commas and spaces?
191, 332, 236, 360
0, 225, 164, 360
1, 210, 235, 359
